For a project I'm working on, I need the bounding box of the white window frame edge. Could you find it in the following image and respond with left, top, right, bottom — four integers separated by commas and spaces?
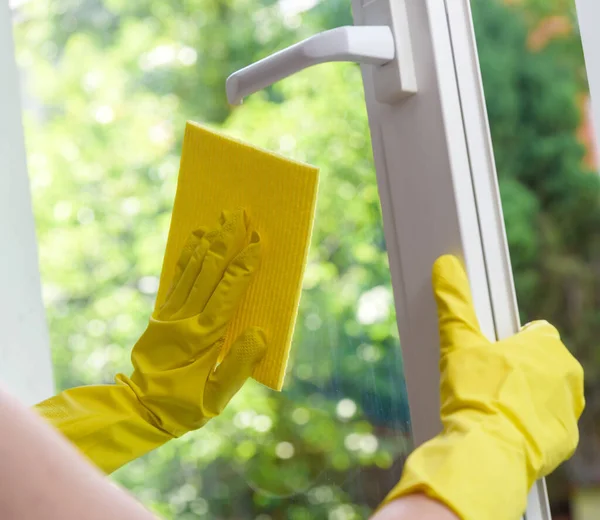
352, 0, 550, 517
575, 0, 600, 165
0, 2, 54, 405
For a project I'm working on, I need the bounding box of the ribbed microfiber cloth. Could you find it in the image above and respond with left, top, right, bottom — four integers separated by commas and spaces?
155, 121, 319, 390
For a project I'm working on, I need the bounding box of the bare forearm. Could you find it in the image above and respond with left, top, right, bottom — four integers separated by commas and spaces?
371, 494, 459, 520
0, 386, 156, 520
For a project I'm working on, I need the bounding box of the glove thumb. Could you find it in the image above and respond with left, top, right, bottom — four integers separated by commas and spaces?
203, 326, 267, 415
432, 255, 488, 355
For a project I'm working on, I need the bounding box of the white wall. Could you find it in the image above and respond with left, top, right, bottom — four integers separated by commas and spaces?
0, 1, 54, 404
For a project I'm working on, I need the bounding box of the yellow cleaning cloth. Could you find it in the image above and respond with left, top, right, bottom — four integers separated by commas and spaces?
155, 121, 319, 390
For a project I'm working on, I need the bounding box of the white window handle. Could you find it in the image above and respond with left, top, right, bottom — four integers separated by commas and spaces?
227, 26, 394, 105
226, 0, 417, 106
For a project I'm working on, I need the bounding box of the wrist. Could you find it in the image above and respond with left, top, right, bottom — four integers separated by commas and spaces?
35, 383, 174, 474
373, 493, 459, 520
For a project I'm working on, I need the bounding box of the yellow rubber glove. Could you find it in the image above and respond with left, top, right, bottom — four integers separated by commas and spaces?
381, 255, 585, 520
35, 209, 266, 473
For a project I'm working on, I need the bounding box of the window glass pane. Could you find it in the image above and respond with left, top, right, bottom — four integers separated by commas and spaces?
11, 1, 410, 517
472, 1, 596, 517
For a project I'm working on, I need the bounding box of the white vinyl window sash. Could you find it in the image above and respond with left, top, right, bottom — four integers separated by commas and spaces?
357, 2, 551, 517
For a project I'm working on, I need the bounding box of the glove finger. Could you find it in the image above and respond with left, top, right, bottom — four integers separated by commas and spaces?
432, 255, 487, 354
173, 228, 208, 282
519, 320, 585, 419
161, 227, 208, 305
173, 208, 249, 320
203, 327, 267, 415
520, 320, 560, 339
197, 231, 261, 332
157, 231, 217, 319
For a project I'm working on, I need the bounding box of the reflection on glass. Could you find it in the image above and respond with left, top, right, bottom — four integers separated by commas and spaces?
11, 1, 410, 517
472, 1, 597, 518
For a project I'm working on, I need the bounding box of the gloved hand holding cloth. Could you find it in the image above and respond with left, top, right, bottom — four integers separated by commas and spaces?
380, 255, 585, 520
35, 209, 266, 474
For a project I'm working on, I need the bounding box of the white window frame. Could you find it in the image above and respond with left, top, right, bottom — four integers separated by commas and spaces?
0, 2, 54, 405
352, 1, 550, 517
575, 0, 600, 162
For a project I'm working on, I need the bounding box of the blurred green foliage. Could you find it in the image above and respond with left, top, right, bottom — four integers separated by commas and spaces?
11, 0, 598, 517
